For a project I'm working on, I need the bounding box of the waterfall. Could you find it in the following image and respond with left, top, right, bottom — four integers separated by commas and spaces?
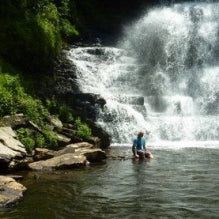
67, 2, 219, 147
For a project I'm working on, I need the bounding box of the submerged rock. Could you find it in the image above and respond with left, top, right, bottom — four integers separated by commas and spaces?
0, 175, 26, 207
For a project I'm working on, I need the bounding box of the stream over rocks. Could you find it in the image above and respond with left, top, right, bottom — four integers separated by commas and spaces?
66, 2, 219, 147
1, 1, 219, 217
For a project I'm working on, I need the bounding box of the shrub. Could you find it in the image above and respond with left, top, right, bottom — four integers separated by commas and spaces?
0, 68, 49, 124
43, 130, 58, 149
16, 128, 35, 153
75, 117, 91, 140
46, 98, 73, 123
35, 134, 46, 148
22, 137, 35, 153
60, 18, 79, 41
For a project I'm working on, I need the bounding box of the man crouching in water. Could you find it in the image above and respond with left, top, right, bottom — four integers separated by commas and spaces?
132, 131, 153, 159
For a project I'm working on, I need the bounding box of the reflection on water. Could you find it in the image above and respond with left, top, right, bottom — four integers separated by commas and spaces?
0, 147, 219, 219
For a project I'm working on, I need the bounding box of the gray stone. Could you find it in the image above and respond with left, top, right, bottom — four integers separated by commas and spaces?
65, 142, 93, 150
0, 127, 27, 169
77, 148, 107, 162
28, 153, 87, 171
0, 175, 26, 207
54, 142, 92, 157
46, 115, 63, 130
57, 134, 71, 145
67, 142, 106, 162
33, 148, 55, 161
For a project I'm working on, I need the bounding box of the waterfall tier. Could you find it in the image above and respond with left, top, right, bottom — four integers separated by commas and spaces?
67, 2, 219, 147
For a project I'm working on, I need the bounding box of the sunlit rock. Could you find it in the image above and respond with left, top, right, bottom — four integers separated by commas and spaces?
0, 175, 26, 207
29, 154, 87, 171
0, 127, 27, 171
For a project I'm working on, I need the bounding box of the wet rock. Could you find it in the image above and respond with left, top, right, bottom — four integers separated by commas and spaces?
87, 137, 101, 147
33, 148, 55, 161
117, 96, 144, 105
72, 93, 106, 120
29, 154, 87, 171
77, 148, 107, 162
8, 157, 33, 171
86, 120, 111, 148
0, 175, 26, 207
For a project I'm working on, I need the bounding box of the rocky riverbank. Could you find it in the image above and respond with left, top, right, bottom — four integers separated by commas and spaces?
0, 113, 110, 207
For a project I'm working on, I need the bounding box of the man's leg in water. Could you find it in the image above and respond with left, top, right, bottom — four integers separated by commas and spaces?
145, 151, 153, 159
137, 150, 145, 158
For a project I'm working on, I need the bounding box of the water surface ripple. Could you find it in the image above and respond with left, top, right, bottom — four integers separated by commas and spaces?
0, 147, 218, 219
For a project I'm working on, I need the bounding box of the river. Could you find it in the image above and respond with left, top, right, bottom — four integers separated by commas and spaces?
1, 1, 219, 218
0, 147, 218, 218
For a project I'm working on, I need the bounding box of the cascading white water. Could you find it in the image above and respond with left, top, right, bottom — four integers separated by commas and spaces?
67, 2, 219, 147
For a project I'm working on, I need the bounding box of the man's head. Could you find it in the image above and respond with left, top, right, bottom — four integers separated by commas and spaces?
138, 131, 144, 138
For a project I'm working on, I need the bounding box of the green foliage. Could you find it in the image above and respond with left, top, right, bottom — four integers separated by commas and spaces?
75, 118, 91, 140
0, 0, 80, 74
16, 127, 58, 152
0, 70, 49, 124
35, 134, 46, 148
16, 128, 35, 153
46, 98, 73, 123
43, 130, 58, 149
22, 137, 35, 154
60, 18, 79, 40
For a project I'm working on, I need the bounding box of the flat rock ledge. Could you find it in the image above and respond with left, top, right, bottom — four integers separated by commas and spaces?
29, 154, 87, 171
0, 175, 26, 207
29, 142, 107, 171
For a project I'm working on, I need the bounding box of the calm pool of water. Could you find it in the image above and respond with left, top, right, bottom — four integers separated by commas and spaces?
0, 147, 219, 219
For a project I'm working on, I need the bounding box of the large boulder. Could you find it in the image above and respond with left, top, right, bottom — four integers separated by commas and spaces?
29, 142, 106, 170
0, 127, 27, 171
28, 153, 87, 171
0, 175, 26, 207
76, 148, 107, 162
64, 142, 106, 162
